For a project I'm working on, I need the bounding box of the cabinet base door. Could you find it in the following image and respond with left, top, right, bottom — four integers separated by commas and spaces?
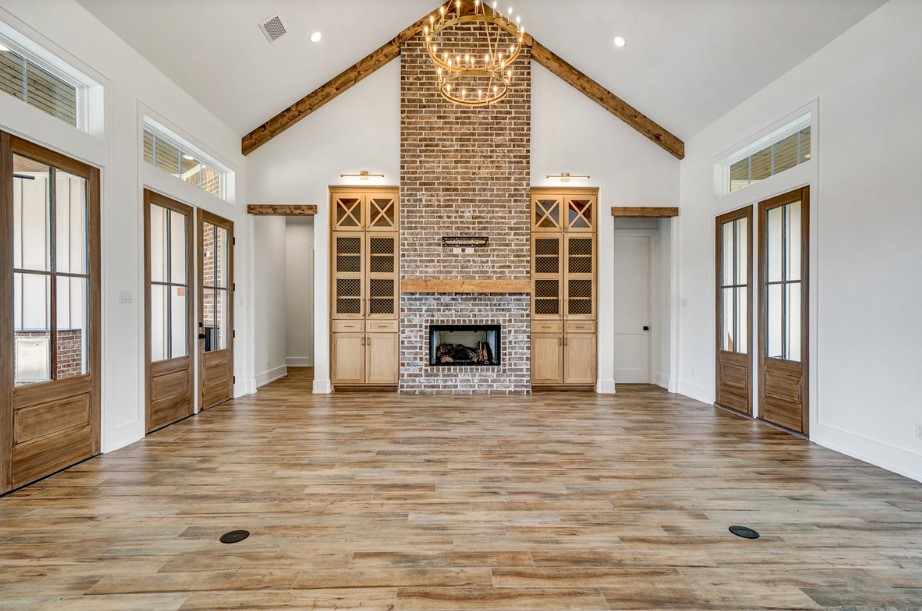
564, 334, 596, 385
532, 333, 563, 384
332, 333, 365, 385
366, 333, 398, 385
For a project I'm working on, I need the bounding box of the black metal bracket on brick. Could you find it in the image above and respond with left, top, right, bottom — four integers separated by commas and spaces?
441, 236, 489, 248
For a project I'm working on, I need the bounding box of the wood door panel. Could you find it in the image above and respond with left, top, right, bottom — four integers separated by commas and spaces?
11, 375, 92, 410
11, 424, 94, 489
762, 397, 804, 433
151, 368, 191, 403
564, 334, 597, 385
14, 394, 90, 445
717, 352, 750, 414
532, 334, 563, 385
719, 358, 748, 389
764, 368, 802, 404
366, 333, 398, 385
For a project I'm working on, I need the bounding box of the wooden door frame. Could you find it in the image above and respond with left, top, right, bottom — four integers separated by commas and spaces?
197, 209, 234, 411
758, 186, 810, 435
1, 132, 101, 494
715, 205, 753, 415
143, 189, 195, 432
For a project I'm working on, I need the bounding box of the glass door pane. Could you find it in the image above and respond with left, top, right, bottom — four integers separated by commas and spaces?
764, 200, 802, 362
150, 204, 190, 362
12, 154, 91, 383
202, 221, 229, 353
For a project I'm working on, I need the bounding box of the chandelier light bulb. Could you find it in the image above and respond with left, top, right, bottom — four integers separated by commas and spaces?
508, 7, 513, 16
516, 16, 521, 25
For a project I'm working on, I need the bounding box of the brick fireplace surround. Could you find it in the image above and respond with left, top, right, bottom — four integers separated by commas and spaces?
399, 25, 532, 394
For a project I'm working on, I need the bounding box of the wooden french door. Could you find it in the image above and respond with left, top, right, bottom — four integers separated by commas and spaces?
198, 210, 233, 411
0, 133, 100, 494
758, 187, 809, 434
144, 190, 194, 432
715, 206, 753, 414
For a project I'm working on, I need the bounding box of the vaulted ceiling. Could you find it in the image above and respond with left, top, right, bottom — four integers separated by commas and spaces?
76, 0, 886, 142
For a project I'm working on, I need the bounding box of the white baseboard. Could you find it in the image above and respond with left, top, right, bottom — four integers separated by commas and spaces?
255, 365, 287, 388
596, 379, 616, 394
655, 372, 670, 390
287, 357, 313, 367
313, 378, 332, 394
677, 379, 711, 404
812, 425, 922, 484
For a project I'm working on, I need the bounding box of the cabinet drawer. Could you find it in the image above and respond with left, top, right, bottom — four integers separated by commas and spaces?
565, 320, 596, 333
532, 320, 562, 333
333, 320, 364, 332
366, 320, 399, 333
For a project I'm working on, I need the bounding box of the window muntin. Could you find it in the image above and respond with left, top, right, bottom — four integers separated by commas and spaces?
12, 154, 90, 385
143, 127, 225, 199
0, 37, 81, 128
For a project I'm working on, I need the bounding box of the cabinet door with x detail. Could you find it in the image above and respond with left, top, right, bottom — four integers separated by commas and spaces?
366, 192, 398, 232
333, 193, 364, 230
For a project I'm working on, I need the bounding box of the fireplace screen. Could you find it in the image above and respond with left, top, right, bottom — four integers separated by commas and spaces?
429, 324, 501, 366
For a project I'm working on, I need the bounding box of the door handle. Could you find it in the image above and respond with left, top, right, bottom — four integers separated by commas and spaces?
198, 333, 207, 339
643, 326, 650, 331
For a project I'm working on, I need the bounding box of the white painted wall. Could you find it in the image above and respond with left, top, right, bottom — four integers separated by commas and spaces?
247, 57, 681, 394
0, 0, 250, 453
285, 218, 314, 368
531, 62, 681, 393
246, 60, 402, 394
677, 0, 922, 482
252, 216, 287, 387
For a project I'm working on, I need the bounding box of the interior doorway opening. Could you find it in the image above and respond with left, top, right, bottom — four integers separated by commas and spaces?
613, 217, 674, 389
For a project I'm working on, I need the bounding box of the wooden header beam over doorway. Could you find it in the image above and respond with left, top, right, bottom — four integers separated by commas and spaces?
241, 4, 684, 160
611, 207, 679, 218
247, 204, 317, 216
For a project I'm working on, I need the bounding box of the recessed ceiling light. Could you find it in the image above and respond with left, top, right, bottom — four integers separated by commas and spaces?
310, 32, 322, 43
614, 36, 626, 48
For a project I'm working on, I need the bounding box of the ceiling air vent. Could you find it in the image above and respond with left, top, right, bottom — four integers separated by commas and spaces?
259, 15, 287, 43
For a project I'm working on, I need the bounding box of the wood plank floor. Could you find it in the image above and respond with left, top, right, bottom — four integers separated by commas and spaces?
2, 370, 921, 609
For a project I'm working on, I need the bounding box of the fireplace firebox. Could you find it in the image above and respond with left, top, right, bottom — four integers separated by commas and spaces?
429, 324, 501, 367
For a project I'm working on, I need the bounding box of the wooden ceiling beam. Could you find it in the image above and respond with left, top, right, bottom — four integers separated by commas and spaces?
247, 204, 317, 216
241, 3, 685, 161
494, 21, 684, 160
241, 3, 450, 156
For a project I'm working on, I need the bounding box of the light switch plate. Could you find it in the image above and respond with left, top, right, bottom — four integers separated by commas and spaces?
119, 290, 133, 304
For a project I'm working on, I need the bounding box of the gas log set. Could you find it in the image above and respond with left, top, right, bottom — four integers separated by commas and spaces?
428, 324, 502, 367
434, 341, 495, 365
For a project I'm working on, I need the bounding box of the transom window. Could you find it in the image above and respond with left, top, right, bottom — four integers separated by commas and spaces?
143, 122, 226, 200
722, 115, 812, 194
0, 32, 86, 128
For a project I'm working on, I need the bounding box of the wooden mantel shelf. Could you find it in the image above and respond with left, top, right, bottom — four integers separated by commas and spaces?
401, 279, 531, 294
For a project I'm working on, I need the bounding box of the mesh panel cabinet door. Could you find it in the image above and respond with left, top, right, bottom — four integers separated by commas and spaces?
365, 234, 398, 319
532, 235, 562, 319
565, 235, 596, 319
333, 233, 365, 319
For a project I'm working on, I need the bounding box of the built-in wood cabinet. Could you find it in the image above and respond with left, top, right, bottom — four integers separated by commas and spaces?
330, 187, 399, 389
530, 188, 598, 388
